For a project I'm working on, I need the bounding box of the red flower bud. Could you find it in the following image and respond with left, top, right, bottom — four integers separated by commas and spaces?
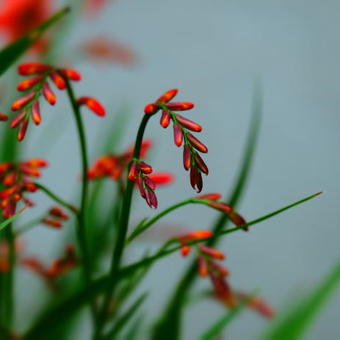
77, 97, 106, 116
197, 257, 209, 277
17, 119, 29, 141
42, 82, 56, 105
10, 111, 26, 128
11, 92, 35, 111
194, 153, 209, 175
139, 161, 153, 174
18, 62, 52, 75
187, 133, 208, 153
160, 110, 171, 128
41, 218, 63, 229
59, 69, 82, 81
31, 101, 41, 125
50, 72, 66, 90
196, 193, 222, 201
180, 245, 191, 257
155, 89, 178, 104
0, 113, 8, 121
173, 123, 183, 147
144, 103, 158, 114
199, 245, 225, 260
16, 75, 44, 91
148, 172, 174, 186
128, 161, 138, 181
183, 145, 191, 170
190, 166, 203, 193
176, 114, 202, 132
49, 206, 69, 220
166, 102, 194, 111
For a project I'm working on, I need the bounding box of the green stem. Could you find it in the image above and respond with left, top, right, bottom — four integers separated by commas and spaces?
4, 224, 15, 330
14, 215, 46, 236
65, 80, 98, 325
95, 114, 152, 339
126, 198, 211, 244
34, 183, 78, 214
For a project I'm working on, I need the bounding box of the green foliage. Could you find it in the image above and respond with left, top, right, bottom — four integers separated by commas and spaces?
262, 260, 340, 340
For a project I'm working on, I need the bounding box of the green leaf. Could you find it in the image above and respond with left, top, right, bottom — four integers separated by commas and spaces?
200, 295, 254, 340
261, 260, 340, 340
0, 207, 26, 232
0, 7, 70, 77
103, 293, 148, 340
23, 193, 320, 338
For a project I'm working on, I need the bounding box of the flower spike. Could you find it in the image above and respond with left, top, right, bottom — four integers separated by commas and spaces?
144, 89, 208, 191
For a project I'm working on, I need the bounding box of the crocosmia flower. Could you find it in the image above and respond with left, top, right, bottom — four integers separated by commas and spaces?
0, 159, 47, 218
7, 62, 105, 141
144, 89, 208, 192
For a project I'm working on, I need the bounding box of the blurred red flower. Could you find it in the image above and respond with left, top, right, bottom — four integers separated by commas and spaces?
0, 0, 51, 42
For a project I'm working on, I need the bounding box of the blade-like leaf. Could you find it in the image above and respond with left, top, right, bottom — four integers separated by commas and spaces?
103, 293, 148, 340
262, 260, 340, 340
200, 296, 252, 340
0, 207, 26, 232
23, 193, 320, 338
0, 7, 70, 76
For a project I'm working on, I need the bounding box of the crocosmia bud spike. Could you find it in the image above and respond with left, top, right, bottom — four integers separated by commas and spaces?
77, 97, 106, 116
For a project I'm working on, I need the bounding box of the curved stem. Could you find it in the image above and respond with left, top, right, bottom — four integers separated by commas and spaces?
65, 80, 98, 324
126, 198, 210, 244
95, 114, 152, 339
34, 183, 78, 214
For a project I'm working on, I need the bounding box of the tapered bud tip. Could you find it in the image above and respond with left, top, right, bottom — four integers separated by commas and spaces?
156, 89, 178, 104
148, 172, 174, 186
0, 113, 8, 121
77, 97, 106, 116
144, 103, 158, 114
196, 193, 222, 201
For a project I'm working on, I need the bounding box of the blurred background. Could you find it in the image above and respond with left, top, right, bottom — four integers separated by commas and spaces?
1, 0, 340, 339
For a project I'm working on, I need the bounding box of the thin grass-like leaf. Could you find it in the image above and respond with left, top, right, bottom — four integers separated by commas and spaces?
23, 191, 320, 339
0, 7, 70, 76
261, 260, 340, 340
0, 207, 26, 232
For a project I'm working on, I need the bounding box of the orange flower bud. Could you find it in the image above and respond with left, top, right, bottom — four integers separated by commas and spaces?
176, 114, 202, 132
180, 245, 191, 257
31, 101, 41, 125
183, 145, 191, 171
139, 161, 153, 174
11, 92, 35, 111
41, 218, 63, 229
187, 133, 208, 153
77, 97, 106, 116
59, 69, 82, 81
0, 113, 8, 121
144, 103, 158, 114
199, 245, 225, 260
18, 62, 52, 75
128, 161, 138, 181
160, 110, 171, 128
173, 123, 183, 147
50, 72, 66, 90
197, 257, 209, 277
148, 172, 174, 186
10, 111, 26, 128
17, 119, 29, 141
196, 193, 222, 201
155, 89, 178, 104
16, 75, 43, 91
166, 102, 194, 111
42, 82, 56, 105
49, 206, 69, 220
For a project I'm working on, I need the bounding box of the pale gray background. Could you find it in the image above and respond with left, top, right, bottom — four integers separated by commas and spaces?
9, 0, 340, 339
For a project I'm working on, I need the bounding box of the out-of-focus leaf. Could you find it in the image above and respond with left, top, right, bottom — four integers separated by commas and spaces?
262, 260, 340, 340
200, 296, 252, 340
0, 7, 70, 77
123, 315, 144, 340
23, 193, 320, 338
0, 207, 26, 232
103, 293, 148, 340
